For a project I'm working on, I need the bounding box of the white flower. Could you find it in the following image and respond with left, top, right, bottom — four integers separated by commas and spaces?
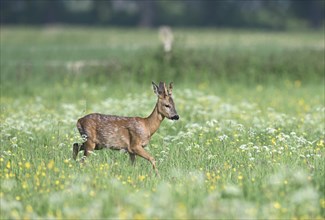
266, 127, 276, 134
239, 144, 247, 150
206, 119, 218, 127
218, 134, 228, 141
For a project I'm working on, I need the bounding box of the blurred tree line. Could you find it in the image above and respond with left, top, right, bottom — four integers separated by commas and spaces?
1, 0, 324, 29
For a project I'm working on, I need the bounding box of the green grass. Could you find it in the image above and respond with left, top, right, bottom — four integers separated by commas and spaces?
0, 27, 324, 219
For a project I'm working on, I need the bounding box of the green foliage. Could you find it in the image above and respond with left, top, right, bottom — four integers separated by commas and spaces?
0, 27, 324, 219
1, 1, 324, 29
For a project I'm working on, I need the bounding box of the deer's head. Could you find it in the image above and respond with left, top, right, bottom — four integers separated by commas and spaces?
152, 81, 179, 121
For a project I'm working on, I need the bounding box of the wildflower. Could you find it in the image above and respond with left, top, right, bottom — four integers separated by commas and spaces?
271, 138, 276, 145
26, 205, 33, 213
209, 185, 216, 191
316, 139, 324, 147
273, 202, 281, 209
218, 134, 228, 141
239, 144, 247, 151
134, 213, 145, 220
25, 162, 31, 169
266, 127, 276, 134
138, 175, 146, 181
89, 190, 96, 197
6, 161, 11, 169
22, 181, 28, 189
47, 160, 54, 170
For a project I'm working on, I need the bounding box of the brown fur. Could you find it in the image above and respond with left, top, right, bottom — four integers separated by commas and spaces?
73, 82, 179, 175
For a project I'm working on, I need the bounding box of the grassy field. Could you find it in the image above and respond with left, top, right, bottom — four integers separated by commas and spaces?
0, 26, 324, 219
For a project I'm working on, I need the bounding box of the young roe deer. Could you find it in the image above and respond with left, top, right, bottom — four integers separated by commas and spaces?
73, 82, 179, 175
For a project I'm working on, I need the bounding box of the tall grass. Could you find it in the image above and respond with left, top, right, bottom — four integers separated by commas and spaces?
0, 27, 324, 219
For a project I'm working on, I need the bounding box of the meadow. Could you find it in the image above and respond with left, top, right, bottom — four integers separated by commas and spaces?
0, 27, 324, 219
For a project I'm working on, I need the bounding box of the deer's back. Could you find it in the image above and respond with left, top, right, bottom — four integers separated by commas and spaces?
77, 113, 149, 150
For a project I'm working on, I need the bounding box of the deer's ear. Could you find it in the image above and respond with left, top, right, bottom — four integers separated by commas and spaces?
152, 81, 159, 96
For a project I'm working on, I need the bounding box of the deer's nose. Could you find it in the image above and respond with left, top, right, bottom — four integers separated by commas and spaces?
171, 115, 179, 120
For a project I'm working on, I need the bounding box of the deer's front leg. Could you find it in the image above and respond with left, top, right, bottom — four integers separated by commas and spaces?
133, 146, 159, 176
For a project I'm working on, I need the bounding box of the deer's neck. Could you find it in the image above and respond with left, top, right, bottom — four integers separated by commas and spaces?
145, 104, 164, 136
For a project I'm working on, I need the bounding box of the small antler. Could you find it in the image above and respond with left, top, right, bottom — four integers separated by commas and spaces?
153, 81, 173, 97
168, 82, 173, 96
157, 82, 168, 97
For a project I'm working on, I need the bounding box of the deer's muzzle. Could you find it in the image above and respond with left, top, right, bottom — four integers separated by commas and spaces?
171, 115, 179, 120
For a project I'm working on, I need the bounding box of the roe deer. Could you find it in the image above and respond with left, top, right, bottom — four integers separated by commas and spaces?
73, 82, 179, 175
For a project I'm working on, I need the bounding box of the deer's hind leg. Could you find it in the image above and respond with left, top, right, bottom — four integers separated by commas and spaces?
73, 140, 96, 162
82, 140, 96, 159
73, 142, 85, 160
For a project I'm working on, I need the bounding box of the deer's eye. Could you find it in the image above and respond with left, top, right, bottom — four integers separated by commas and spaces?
164, 104, 171, 108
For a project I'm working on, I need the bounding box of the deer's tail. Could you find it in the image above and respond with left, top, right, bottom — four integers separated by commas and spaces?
76, 119, 88, 142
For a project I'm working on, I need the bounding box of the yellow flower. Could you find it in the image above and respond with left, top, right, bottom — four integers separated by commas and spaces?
47, 160, 54, 170
134, 213, 146, 220
89, 190, 96, 197
238, 175, 243, 180
26, 205, 33, 213
273, 202, 281, 209
25, 162, 31, 169
6, 161, 10, 169
138, 175, 146, 181
209, 185, 216, 191
22, 181, 28, 189
317, 140, 324, 148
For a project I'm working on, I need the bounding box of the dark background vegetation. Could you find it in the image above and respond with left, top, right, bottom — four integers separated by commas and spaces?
1, 0, 324, 29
